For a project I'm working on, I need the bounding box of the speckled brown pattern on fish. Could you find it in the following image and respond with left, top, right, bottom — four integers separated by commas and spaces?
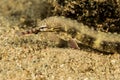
20, 16, 120, 53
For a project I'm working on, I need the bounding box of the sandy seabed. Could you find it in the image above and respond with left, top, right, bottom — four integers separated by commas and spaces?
0, 19, 120, 80
0, 0, 120, 80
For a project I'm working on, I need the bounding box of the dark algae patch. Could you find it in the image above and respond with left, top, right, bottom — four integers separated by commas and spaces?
51, 0, 120, 33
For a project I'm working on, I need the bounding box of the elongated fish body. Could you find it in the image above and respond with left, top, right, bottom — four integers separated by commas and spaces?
21, 16, 120, 53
